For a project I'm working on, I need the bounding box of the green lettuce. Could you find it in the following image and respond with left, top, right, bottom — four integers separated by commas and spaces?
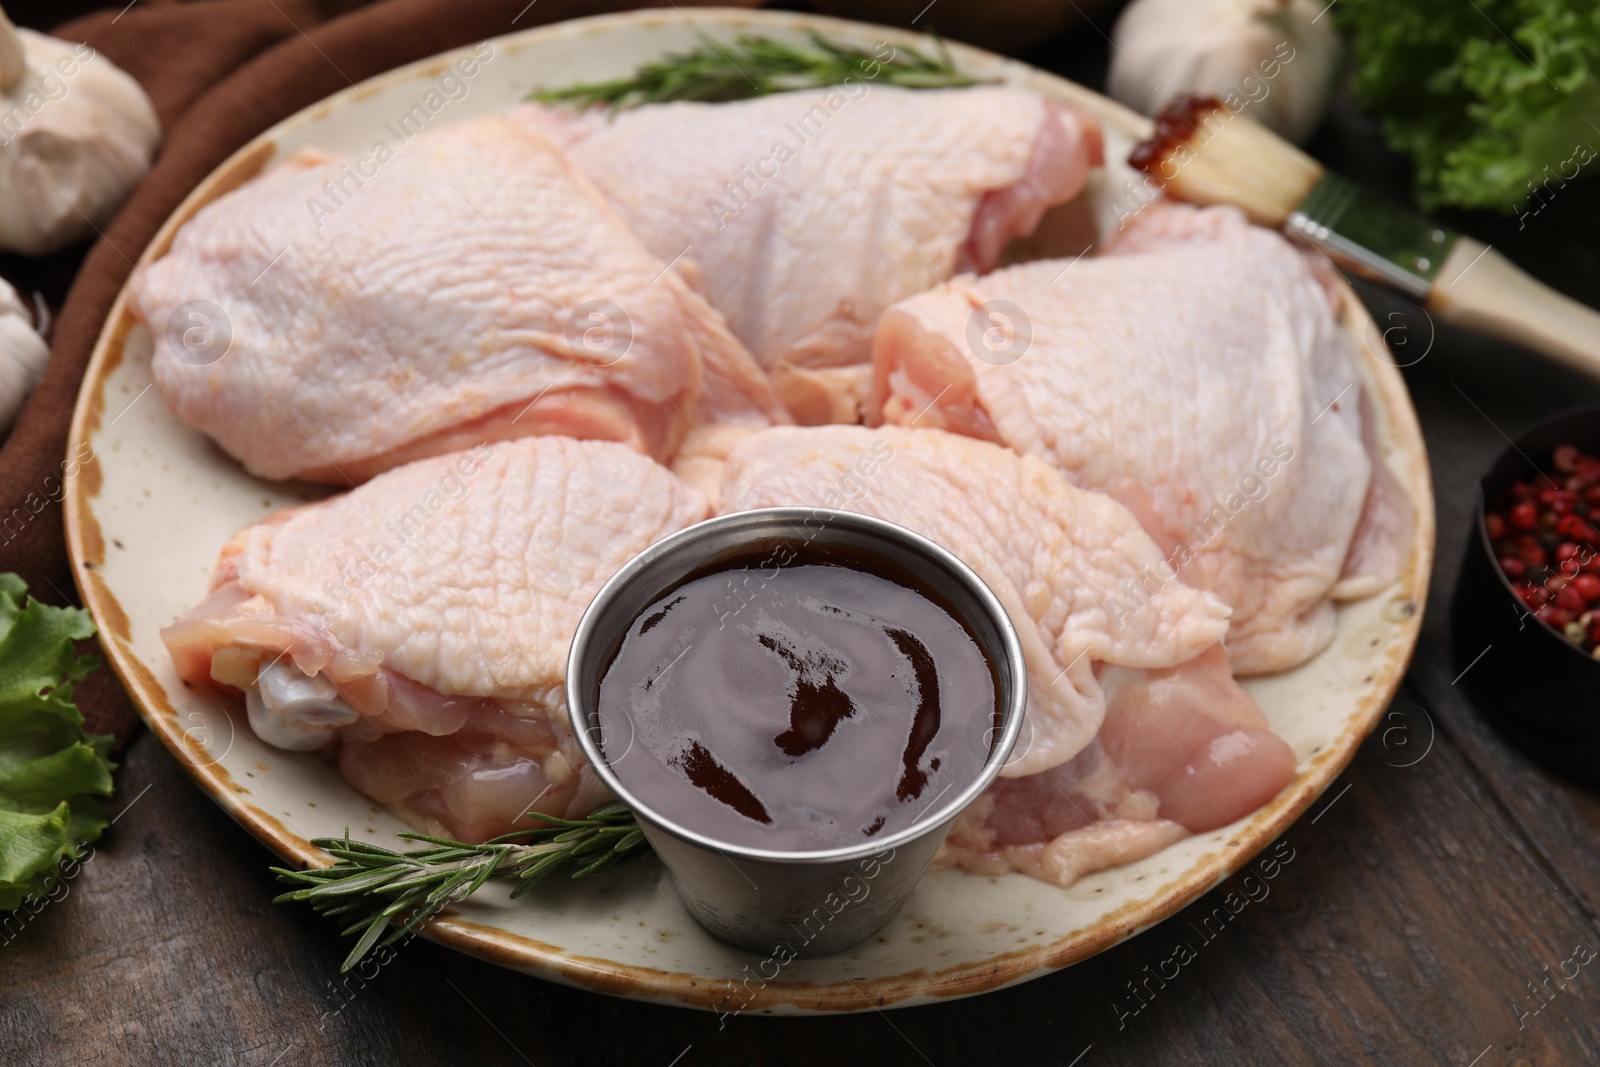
0, 574, 115, 910
1337, 0, 1600, 212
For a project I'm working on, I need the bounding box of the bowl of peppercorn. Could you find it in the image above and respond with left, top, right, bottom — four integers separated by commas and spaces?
1454, 404, 1600, 777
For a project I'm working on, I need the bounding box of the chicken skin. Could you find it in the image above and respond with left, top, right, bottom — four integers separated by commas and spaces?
517, 86, 1103, 422
872, 203, 1411, 674
162, 436, 709, 841
135, 116, 783, 484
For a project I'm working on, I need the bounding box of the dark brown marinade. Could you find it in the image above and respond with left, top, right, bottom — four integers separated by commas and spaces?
596, 540, 1000, 850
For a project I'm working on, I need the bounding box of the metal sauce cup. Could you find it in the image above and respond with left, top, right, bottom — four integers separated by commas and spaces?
566, 507, 1027, 958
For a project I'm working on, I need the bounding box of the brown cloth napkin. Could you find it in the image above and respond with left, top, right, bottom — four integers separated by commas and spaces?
0, 0, 752, 746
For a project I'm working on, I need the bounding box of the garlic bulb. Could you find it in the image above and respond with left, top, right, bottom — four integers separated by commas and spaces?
0, 276, 48, 434
0, 7, 160, 255
1108, 0, 1342, 145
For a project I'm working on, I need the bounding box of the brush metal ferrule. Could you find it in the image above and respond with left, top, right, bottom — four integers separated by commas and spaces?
1286, 174, 1457, 300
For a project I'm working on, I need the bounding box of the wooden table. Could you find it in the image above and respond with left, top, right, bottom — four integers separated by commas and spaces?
5, 8, 1600, 1065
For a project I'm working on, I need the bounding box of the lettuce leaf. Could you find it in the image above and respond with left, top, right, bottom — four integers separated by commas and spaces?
0, 574, 115, 910
1337, 0, 1600, 212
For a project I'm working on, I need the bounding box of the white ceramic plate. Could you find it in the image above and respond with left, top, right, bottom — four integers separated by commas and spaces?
64, 8, 1435, 1014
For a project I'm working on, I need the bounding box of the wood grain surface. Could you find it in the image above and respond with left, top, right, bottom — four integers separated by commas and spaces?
4, 6, 1600, 1065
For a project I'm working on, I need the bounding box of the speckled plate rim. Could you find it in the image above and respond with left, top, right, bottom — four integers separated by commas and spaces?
63, 7, 1435, 1014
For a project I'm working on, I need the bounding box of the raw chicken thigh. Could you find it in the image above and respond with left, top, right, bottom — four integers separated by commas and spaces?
717, 425, 1295, 884
517, 87, 1103, 423
162, 436, 709, 841
872, 202, 1410, 674
134, 116, 783, 484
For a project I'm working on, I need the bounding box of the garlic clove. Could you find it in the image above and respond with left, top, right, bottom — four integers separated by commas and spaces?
0, 275, 48, 435
0, 11, 160, 255
1109, 0, 1343, 145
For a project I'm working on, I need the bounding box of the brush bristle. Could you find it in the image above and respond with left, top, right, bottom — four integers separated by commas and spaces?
1129, 97, 1324, 228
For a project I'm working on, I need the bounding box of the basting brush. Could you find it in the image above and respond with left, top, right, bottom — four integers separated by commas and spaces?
1129, 97, 1600, 378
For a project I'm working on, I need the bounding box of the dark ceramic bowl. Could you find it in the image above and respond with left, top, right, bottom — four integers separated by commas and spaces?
1453, 404, 1600, 778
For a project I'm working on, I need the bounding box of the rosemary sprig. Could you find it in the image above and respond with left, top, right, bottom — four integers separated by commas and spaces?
272, 801, 647, 973
529, 32, 979, 111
